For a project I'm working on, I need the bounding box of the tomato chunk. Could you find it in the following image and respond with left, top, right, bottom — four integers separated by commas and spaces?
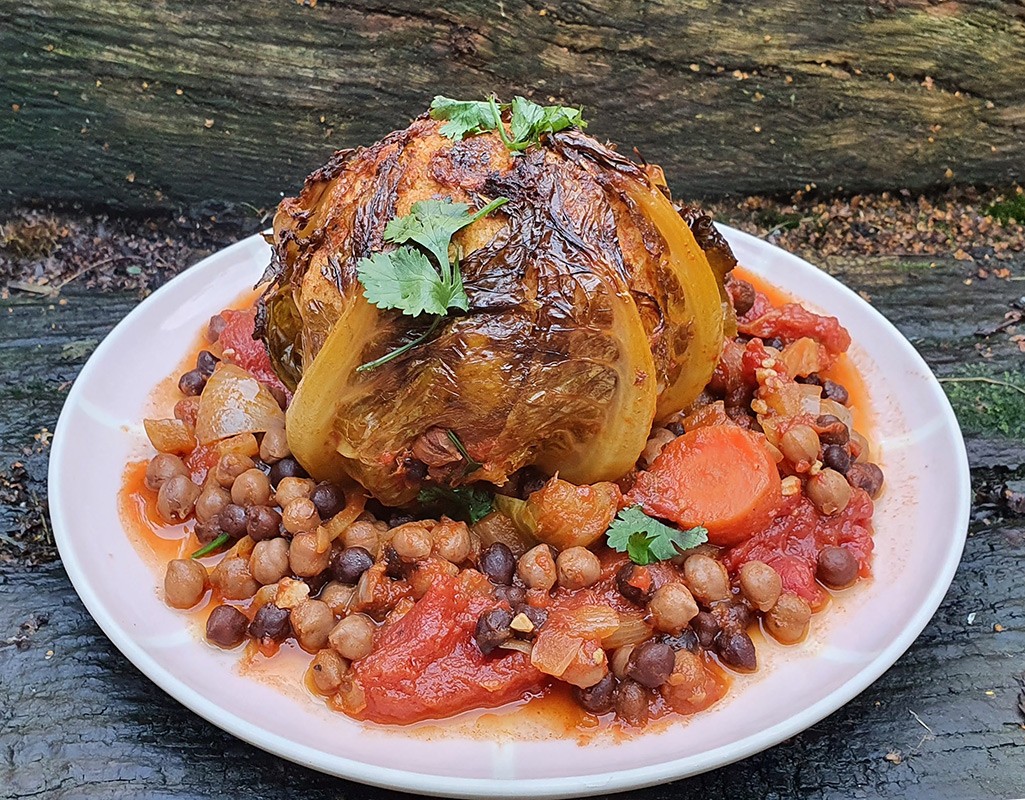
340, 572, 545, 724
739, 303, 851, 360
217, 308, 291, 401
723, 490, 874, 607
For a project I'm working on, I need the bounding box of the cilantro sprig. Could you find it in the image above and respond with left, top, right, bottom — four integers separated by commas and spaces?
606, 506, 708, 566
355, 196, 507, 371
417, 485, 494, 524
430, 95, 586, 152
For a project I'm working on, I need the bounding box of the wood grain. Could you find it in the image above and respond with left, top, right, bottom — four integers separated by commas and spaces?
2, 0, 1024, 212
2, 245, 1024, 798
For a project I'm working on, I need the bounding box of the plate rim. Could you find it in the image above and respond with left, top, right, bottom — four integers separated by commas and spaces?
48, 225, 971, 798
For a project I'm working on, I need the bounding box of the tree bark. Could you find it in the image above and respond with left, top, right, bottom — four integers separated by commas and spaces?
2, 0, 1023, 212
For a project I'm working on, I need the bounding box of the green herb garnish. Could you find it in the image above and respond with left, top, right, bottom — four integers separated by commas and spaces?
191, 533, 230, 559
417, 485, 495, 524
355, 196, 508, 371
606, 506, 708, 566
429, 95, 586, 152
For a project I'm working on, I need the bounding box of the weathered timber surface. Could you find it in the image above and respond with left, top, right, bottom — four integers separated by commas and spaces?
1, 233, 1024, 799
2, 0, 1025, 213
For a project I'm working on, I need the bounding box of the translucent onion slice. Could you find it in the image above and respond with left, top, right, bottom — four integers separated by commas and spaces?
195, 363, 285, 445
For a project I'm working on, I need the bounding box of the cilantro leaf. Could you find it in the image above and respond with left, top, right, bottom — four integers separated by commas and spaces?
356, 248, 457, 317
430, 94, 586, 152
384, 197, 508, 281
607, 506, 708, 565
429, 96, 499, 141
417, 485, 494, 524
355, 196, 508, 370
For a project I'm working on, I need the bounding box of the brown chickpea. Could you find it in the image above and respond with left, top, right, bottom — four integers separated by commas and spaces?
816, 545, 859, 589
780, 424, 821, 469
212, 556, 259, 600
259, 425, 290, 464
648, 582, 699, 633
320, 581, 356, 616
391, 523, 433, 561
250, 537, 291, 585
517, 544, 557, 591
847, 462, 885, 498
290, 531, 331, 577
212, 452, 255, 489
764, 592, 812, 644
342, 520, 380, 557
683, 554, 732, 606
309, 649, 349, 695
145, 453, 188, 491
281, 497, 320, 535
807, 468, 852, 515
289, 599, 335, 652
328, 613, 375, 661
195, 485, 231, 523
274, 477, 315, 508
164, 558, 207, 609
230, 468, 271, 508
615, 680, 649, 726
738, 560, 783, 612
156, 475, 201, 523
556, 547, 601, 590
432, 519, 472, 563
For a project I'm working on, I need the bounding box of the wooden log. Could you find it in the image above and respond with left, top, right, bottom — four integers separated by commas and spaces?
2, 243, 1024, 796
1, 0, 1024, 212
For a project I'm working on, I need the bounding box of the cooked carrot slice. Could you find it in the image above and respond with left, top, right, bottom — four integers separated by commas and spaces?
627, 425, 782, 546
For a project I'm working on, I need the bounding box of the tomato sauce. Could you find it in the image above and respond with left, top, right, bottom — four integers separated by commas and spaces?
118, 269, 878, 736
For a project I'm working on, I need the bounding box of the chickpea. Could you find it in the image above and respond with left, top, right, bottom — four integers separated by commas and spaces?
145, 453, 188, 491
195, 485, 231, 523
847, 462, 884, 498
289, 599, 334, 652
309, 649, 349, 695
391, 523, 433, 561
342, 520, 380, 557
320, 581, 356, 616
250, 537, 291, 585
274, 477, 315, 508
328, 613, 375, 661
807, 468, 852, 515
555, 547, 601, 590
211, 556, 259, 600
738, 561, 782, 612
615, 680, 649, 726
780, 424, 821, 469
212, 452, 255, 488
246, 505, 282, 542
290, 531, 331, 577
156, 475, 201, 522
206, 605, 248, 649
610, 645, 635, 680
764, 592, 812, 644
164, 558, 207, 609
683, 554, 731, 605
648, 582, 699, 633
230, 468, 271, 507
281, 497, 320, 535
259, 425, 290, 464
816, 545, 859, 589
517, 544, 557, 591
432, 519, 471, 563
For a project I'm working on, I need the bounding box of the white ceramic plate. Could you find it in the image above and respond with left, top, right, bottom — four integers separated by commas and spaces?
49, 227, 970, 798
